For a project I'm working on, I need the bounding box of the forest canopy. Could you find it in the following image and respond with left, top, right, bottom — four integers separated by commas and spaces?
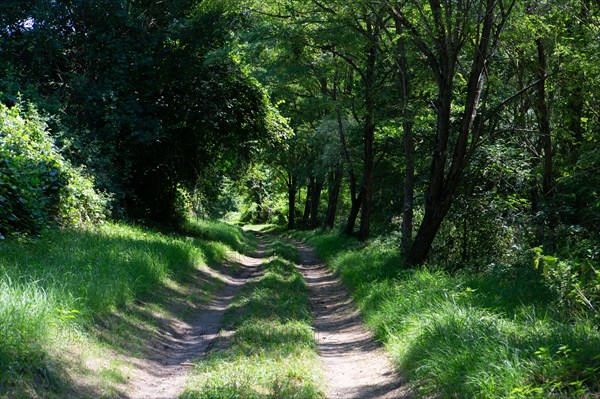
1, 1, 600, 397
1, 0, 285, 227
1, 0, 598, 299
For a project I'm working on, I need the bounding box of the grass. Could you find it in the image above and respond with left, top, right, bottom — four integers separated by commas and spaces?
0, 219, 253, 398
294, 229, 600, 399
182, 234, 324, 399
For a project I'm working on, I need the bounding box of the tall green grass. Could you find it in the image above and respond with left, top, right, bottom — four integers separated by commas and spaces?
184, 218, 256, 254
296, 230, 600, 399
182, 236, 324, 399
0, 219, 251, 397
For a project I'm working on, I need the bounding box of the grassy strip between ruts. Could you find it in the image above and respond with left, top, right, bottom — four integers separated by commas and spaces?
292, 229, 600, 399
182, 234, 325, 399
0, 219, 253, 398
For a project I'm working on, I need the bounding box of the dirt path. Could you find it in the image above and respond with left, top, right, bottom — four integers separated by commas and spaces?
125, 247, 264, 399
294, 241, 411, 399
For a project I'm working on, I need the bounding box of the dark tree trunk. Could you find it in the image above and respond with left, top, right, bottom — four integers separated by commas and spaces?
408, 71, 454, 265
358, 21, 380, 241
408, 188, 456, 265
403, 0, 501, 265
345, 194, 362, 236
536, 38, 554, 198
394, 19, 415, 257
302, 177, 313, 226
324, 168, 342, 229
535, 37, 557, 229
309, 177, 324, 229
336, 95, 362, 236
287, 173, 298, 229
462, 215, 468, 262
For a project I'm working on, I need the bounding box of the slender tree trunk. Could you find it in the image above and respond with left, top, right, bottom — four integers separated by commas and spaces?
336, 95, 362, 236
408, 72, 453, 265
345, 195, 362, 235
358, 23, 379, 241
309, 177, 324, 229
287, 173, 297, 229
395, 19, 415, 257
407, 0, 498, 265
324, 168, 342, 229
462, 215, 468, 262
535, 38, 557, 229
536, 38, 554, 198
302, 177, 313, 226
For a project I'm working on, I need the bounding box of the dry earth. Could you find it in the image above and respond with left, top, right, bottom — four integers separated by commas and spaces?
294, 240, 412, 399
120, 235, 410, 399
124, 249, 264, 399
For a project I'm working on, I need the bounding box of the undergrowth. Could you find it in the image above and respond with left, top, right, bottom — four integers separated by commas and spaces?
294, 229, 600, 399
182, 234, 324, 399
0, 219, 250, 398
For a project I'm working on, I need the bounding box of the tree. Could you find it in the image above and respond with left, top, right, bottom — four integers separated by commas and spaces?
391, 0, 515, 265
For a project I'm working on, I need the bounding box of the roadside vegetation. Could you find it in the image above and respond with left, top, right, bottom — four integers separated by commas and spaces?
292, 229, 600, 398
182, 235, 324, 399
2, 1, 599, 398
0, 219, 252, 398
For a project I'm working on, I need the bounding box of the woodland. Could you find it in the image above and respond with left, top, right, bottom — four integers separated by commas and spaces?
1, 0, 599, 398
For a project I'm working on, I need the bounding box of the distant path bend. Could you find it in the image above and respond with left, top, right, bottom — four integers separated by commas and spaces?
293, 240, 411, 399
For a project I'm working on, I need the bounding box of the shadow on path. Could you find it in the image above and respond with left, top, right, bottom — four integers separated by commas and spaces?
294, 241, 411, 399
126, 242, 266, 399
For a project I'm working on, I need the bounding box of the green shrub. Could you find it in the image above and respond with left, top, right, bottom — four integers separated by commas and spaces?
0, 102, 108, 236
533, 245, 600, 321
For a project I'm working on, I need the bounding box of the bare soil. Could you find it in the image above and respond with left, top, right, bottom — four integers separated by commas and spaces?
293, 240, 412, 399
120, 235, 410, 399
124, 249, 264, 399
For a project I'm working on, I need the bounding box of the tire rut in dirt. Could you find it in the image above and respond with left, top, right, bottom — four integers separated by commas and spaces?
126, 247, 265, 399
294, 241, 411, 399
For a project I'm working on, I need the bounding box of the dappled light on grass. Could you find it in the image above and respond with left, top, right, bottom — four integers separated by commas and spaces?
184, 218, 257, 255
0, 219, 253, 397
297, 230, 600, 399
182, 238, 324, 399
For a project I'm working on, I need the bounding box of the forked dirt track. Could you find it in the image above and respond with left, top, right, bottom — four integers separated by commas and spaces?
293, 240, 411, 399
124, 235, 410, 399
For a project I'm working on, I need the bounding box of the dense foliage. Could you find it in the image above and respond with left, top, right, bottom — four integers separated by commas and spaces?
0, 103, 107, 236
0, 0, 284, 227
225, 0, 599, 315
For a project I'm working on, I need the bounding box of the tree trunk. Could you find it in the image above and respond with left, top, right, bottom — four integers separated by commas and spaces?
324, 168, 342, 229
408, 194, 454, 265
536, 38, 554, 198
358, 22, 379, 241
287, 173, 297, 229
406, 0, 499, 265
336, 93, 362, 236
302, 177, 313, 226
535, 37, 557, 229
395, 19, 415, 257
344, 194, 362, 235
309, 177, 324, 229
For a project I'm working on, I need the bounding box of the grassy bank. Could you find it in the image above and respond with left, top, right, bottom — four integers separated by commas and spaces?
293, 230, 600, 399
0, 219, 251, 398
182, 235, 324, 399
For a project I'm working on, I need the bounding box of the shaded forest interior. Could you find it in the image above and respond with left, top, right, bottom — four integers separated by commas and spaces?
1, 0, 599, 398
